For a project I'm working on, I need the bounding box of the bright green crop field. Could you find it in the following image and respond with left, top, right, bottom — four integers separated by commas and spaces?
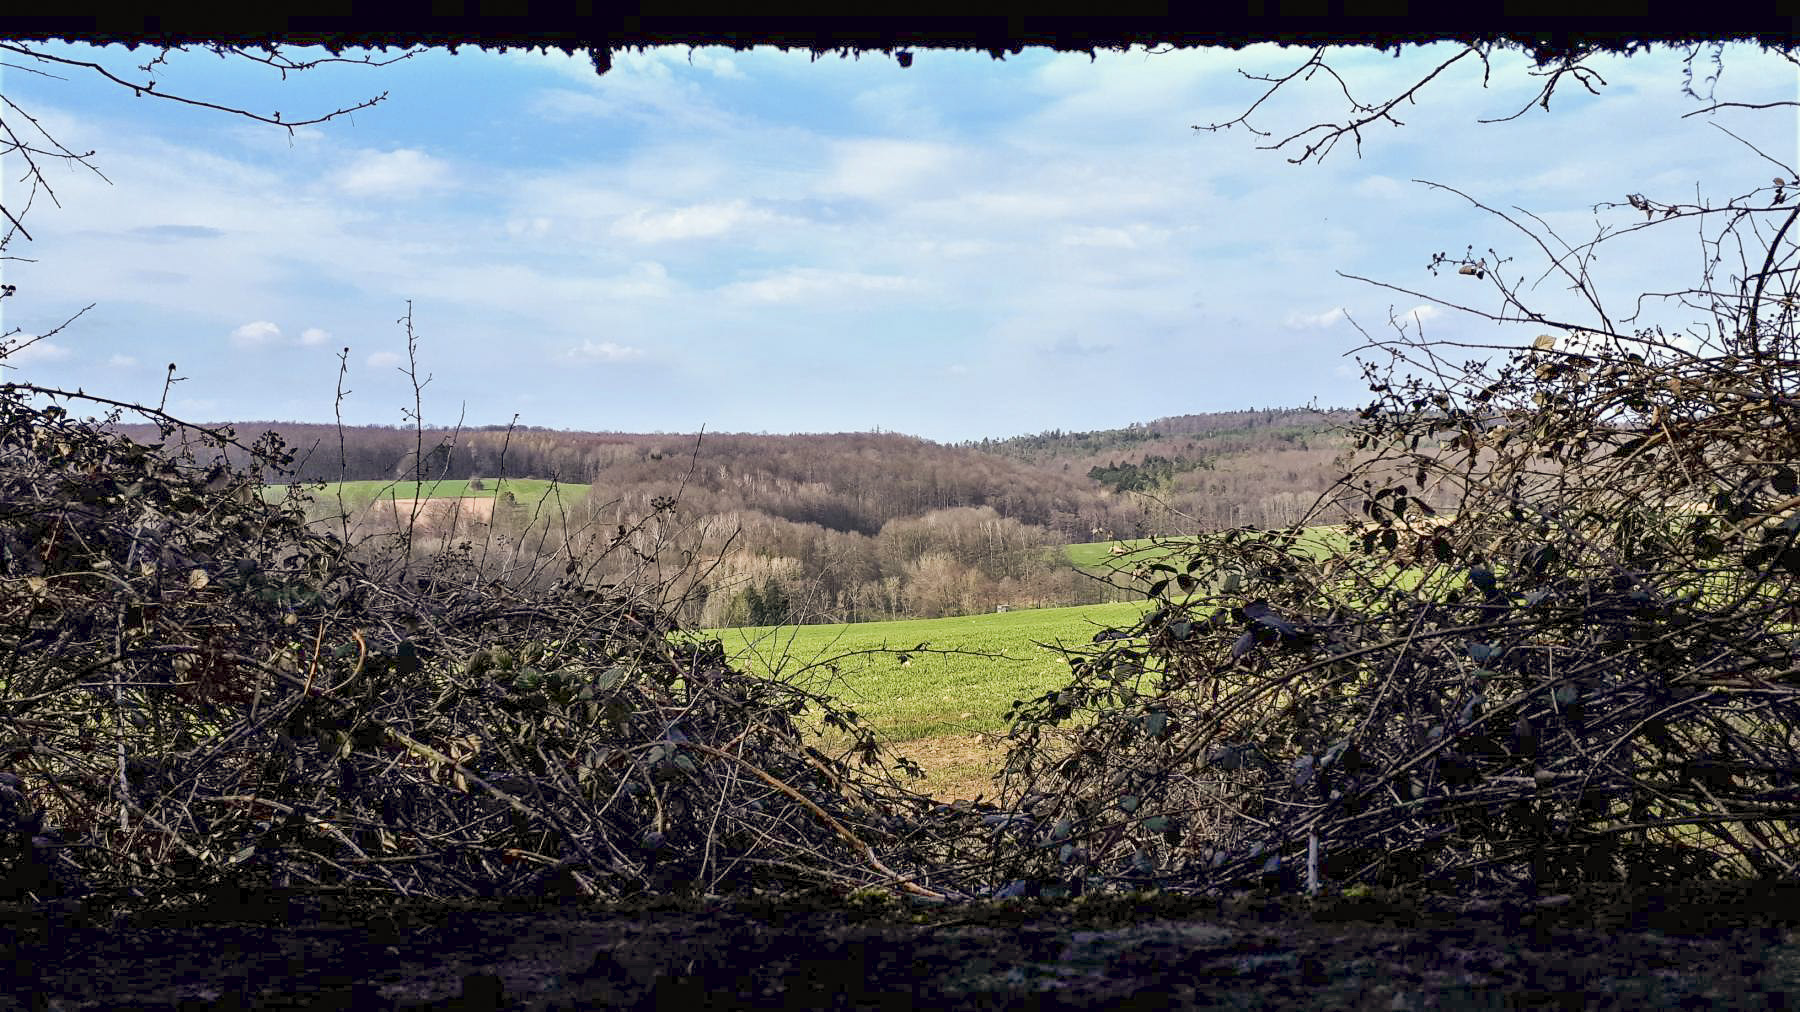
1064, 528, 1349, 572
705, 600, 1154, 798
267, 477, 592, 512
707, 600, 1149, 744
1063, 537, 1195, 570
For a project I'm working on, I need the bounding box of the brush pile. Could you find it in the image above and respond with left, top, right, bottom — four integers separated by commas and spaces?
0, 386, 985, 908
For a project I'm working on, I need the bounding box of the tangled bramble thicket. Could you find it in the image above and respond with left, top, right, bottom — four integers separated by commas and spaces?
0, 386, 985, 908
4, 268, 1799, 915
1, 38, 1797, 925
3, 174, 1799, 916
989, 190, 1800, 901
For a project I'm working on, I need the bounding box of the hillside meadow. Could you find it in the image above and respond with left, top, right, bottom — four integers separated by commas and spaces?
704, 601, 1150, 799
1064, 528, 1350, 574
268, 477, 593, 512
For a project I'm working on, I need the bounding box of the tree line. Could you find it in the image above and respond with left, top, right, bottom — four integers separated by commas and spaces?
117, 412, 1355, 624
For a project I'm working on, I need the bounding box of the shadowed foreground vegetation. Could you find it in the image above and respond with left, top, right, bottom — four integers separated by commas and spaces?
5, 31, 1800, 1012
4, 257, 1799, 918
0, 33, 1795, 960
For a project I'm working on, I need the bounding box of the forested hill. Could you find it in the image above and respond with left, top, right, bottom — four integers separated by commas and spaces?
961, 407, 1356, 466
117, 422, 1146, 542
564, 430, 1146, 543
112, 411, 1356, 623
115, 410, 1353, 538
960, 407, 1358, 530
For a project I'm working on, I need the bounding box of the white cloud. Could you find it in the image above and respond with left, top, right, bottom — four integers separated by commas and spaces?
609, 261, 674, 299
229, 321, 335, 349
1668, 330, 1712, 356
566, 340, 645, 363
511, 45, 743, 85
2, 337, 71, 363
334, 149, 452, 198
825, 139, 958, 199
675, 48, 744, 80
721, 268, 915, 304
1061, 226, 1141, 249
611, 201, 771, 242
229, 321, 283, 347
366, 351, 403, 369
850, 82, 942, 133
1400, 304, 1443, 325
506, 216, 552, 239
613, 46, 747, 81
8, 43, 1789, 440
911, 237, 999, 260
522, 49, 738, 132
107, 353, 137, 367
1284, 307, 1347, 330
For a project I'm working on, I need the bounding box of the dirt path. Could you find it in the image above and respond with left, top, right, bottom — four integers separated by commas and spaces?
9, 882, 1799, 1010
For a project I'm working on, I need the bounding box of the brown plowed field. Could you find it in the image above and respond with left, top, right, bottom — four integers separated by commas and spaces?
355, 496, 498, 537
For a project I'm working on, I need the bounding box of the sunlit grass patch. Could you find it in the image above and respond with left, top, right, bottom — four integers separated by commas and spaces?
706, 601, 1148, 745
265, 477, 592, 512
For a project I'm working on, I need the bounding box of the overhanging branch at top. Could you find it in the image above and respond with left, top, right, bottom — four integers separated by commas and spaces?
1, 6, 1794, 76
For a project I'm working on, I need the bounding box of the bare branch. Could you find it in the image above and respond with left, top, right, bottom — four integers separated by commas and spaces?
0, 42, 394, 133
1707, 121, 1800, 180
1475, 46, 1609, 124
1191, 45, 1330, 142
1682, 99, 1800, 119
1197, 45, 1489, 165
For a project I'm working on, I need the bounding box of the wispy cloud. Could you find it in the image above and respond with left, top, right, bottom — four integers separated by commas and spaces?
333, 148, 452, 198
1061, 226, 1144, 249
825, 139, 959, 200
566, 339, 645, 363
611, 200, 773, 242
230, 321, 335, 348
1045, 337, 1113, 357
1285, 307, 1347, 330
2, 337, 72, 363
719, 268, 916, 305
653, 47, 744, 80
130, 224, 226, 241
4, 41, 1793, 440
229, 321, 283, 347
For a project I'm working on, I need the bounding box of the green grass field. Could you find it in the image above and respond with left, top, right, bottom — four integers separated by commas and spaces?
268, 477, 592, 512
705, 601, 1152, 798
1064, 528, 1349, 572
1063, 537, 1194, 570
708, 601, 1149, 742
710, 525, 1358, 749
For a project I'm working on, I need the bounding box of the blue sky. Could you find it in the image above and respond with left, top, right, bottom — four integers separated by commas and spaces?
1, 42, 1794, 442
